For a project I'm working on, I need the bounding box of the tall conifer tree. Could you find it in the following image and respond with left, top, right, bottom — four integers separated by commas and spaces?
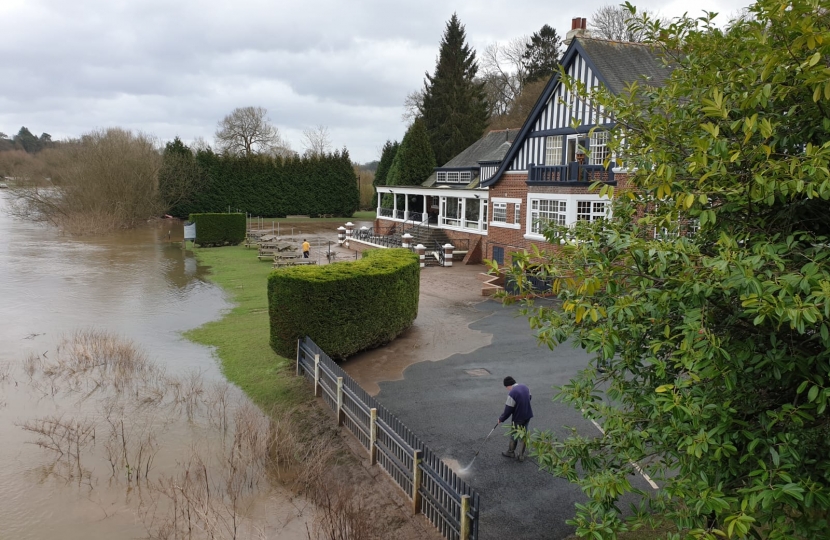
419, 14, 489, 166
522, 24, 562, 84
386, 118, 435, 186
372, 140, 399, 206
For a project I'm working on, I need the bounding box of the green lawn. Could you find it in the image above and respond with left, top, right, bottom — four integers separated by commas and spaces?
185, 245, 309, 410
247, 211, 376, 224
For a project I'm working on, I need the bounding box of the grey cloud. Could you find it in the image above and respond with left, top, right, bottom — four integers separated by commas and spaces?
1, 0, 751, 162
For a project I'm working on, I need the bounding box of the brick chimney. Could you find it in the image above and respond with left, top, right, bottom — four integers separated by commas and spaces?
564, 17, 590, 46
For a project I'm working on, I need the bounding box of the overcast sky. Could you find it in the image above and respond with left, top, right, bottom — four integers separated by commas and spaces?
1, 0, 751, 163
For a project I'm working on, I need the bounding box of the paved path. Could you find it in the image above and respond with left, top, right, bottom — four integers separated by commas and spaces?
373, 299, 651, 540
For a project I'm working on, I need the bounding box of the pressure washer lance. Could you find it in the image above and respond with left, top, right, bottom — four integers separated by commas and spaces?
460, 422, 500, 473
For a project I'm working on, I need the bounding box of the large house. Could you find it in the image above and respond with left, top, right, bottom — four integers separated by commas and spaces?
375, 19, 673, 266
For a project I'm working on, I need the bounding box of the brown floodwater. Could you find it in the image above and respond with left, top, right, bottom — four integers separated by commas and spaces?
0, 194, 318, 539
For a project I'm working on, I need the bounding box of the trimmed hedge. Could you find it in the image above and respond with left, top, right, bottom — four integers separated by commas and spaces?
165, 150, 359, 219
190, 213, 246, 246
268, 249, 420, 359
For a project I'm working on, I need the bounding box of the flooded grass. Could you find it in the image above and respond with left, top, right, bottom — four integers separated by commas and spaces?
10, 330, 342, 539
185, 245, 308, 410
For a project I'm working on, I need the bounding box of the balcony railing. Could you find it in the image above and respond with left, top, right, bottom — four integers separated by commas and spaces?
528, 163, 615, 183
378, 207, 393, 218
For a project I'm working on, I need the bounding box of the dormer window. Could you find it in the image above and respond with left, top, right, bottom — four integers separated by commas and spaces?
437, 170, 472, 183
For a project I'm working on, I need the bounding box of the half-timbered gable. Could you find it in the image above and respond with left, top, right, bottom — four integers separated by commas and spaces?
481, 36, 673, 266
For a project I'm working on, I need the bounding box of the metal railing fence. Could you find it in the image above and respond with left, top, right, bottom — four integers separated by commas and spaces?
297, 337, 480, 540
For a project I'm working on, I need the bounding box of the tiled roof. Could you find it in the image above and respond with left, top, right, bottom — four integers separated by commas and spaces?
578, 38, 674, 94
439, 129, 519, 168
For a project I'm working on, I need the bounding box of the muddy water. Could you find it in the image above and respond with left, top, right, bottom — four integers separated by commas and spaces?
0, 193, 311, 539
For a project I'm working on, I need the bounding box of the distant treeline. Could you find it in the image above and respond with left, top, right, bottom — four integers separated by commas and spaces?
0, 127, 57, 154
162, 140, 360, 219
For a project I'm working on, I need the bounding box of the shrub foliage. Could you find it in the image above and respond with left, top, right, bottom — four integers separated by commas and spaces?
268, 249, 420, 359
189, 213, 246, 246
500, 1, 830, 538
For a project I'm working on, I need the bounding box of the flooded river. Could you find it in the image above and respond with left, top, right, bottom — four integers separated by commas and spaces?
0, 193, 312, 539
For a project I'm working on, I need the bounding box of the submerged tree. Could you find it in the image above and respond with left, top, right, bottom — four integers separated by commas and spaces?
419, 13, 489, 165
8, 128, 163, 232
501, 1, 830, 538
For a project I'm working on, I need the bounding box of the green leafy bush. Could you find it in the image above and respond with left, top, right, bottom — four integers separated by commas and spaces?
189, 213, 246, 246
268, 249, 419, 359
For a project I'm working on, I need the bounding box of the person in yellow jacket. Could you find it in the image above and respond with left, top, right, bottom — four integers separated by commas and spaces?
302, 239, 310, 258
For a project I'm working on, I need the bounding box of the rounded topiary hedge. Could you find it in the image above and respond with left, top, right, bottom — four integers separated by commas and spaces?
268, 248, 420, 359
189, 213, 246, 246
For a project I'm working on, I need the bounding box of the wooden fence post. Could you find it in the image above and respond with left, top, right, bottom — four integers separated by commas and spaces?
460, 495, 471, 540
369, 408, 377, 465
296, 339, 301, 377
412, 450, 423, 515
313, 354, 321, 397
336, 377, 344, 426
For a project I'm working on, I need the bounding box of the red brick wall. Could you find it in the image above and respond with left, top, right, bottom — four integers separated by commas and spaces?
486, 174, 548, 265
484, 172, 630, 266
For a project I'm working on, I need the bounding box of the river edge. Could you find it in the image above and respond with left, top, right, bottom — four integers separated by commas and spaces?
185, 244, 441, 540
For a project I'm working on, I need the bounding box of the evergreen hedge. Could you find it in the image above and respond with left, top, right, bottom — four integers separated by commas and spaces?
165, 150, 359, 219
268, 249, 420, 359
189, 213, 246, 246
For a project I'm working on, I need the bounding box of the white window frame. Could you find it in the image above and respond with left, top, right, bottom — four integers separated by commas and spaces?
492, 202, 507, 223
490, 197, 521, 229
524, 194, 613, 240
687, 219, 700, 237
514, 203, 521, 225
436, 171, 446, 182
545, 135, 563, 165
460, 171, 472, 182
589, 131, 609, 166
446, 171, 460, 183
576, 200, 607, 222
530, 199, 567, 234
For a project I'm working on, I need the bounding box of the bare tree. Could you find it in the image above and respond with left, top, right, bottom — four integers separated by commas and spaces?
214, 106, 289, 157
301, 125, 332, 157
480, 37, 529, 118
7, 128, 164, 233
589, 5, 667, 42
190, 136, 212, 153
401, 89, 425, 124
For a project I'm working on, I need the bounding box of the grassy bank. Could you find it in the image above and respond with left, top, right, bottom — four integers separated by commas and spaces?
185, 245, 308, 409
184, 212, 373, 407
247, 210, 376, 225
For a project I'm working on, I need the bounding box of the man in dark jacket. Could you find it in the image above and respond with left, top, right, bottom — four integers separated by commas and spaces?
498, 376, 533, 462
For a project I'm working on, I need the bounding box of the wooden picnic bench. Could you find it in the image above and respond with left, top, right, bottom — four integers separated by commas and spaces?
273, 259, 317, 268
260, 242, 297, 252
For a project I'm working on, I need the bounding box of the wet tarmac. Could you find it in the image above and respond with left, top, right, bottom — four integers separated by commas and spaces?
365, 299, 654, 540
344, 264, 493, 395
